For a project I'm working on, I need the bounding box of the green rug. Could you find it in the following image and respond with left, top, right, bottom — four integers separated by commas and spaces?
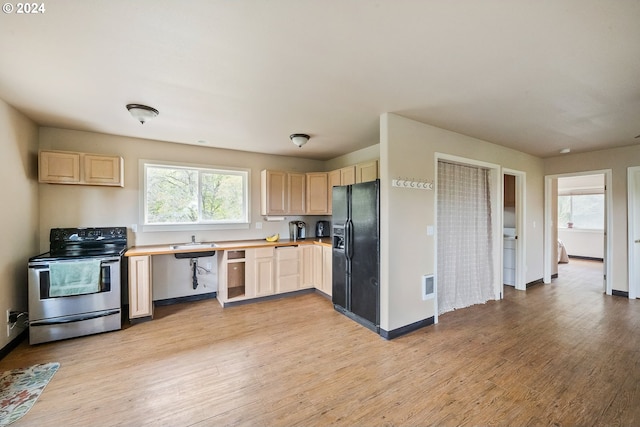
0, 362, 59, 426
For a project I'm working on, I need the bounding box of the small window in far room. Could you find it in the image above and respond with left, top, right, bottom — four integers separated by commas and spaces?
558, 194, 604, 230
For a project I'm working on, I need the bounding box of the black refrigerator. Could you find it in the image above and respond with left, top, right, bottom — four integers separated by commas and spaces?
332, 179, 380, 333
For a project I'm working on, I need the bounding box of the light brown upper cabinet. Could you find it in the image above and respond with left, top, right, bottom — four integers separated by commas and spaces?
262, 160, 378, 216
340, 166, 356, 186
261, 170, 288, 215
39, 150, 124, 187
39, 150, 80, 184
326, 162, 379, 213
356, 160, 378, 183
261, 170, 306, 215
306, 172, 329, 215
83, 154, 124, 186
287, 173, 306, 215
327, 169, 341, 214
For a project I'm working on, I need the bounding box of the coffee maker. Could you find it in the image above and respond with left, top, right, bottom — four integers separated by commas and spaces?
315, 220, 330, 237
288, 221, 306, 241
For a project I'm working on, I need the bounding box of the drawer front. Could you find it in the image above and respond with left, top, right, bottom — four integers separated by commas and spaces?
255, 247, 274, 258
276, 246, 299, 260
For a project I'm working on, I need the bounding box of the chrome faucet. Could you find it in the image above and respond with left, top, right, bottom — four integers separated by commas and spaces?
191, 235, 196, 244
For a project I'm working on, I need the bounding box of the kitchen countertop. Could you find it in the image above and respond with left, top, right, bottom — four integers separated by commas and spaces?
125, 237, 332, 257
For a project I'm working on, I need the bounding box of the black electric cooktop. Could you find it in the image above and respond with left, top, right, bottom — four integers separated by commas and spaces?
29, 227, 128, 262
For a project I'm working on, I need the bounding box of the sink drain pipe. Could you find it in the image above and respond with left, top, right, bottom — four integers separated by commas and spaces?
173, 251, 217, 290
191, 259, 198, 289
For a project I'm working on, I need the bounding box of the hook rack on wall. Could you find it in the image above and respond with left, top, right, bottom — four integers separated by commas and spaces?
392, 178, 433, 190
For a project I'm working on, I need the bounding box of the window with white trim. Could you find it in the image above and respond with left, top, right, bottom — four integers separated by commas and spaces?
558, 193, 604, 230
143, 162, 249, 227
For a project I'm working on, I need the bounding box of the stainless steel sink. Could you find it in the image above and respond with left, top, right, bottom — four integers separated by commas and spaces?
170, 242, 217, 250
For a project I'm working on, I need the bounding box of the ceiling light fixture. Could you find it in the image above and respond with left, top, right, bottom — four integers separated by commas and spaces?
560, 148, 571, 154
126, 104, 159, 124
290, 133, 310, 148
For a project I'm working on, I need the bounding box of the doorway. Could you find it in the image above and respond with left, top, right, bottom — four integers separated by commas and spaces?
503, 169, 526, 291
435, 153, 502, 316
544, 170, 612, 294
557, 174, 605, 290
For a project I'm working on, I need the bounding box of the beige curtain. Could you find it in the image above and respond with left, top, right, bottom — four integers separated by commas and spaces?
437, 160, 494, 314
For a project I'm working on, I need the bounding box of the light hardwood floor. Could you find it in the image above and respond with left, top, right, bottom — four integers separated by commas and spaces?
2, 259, 639, 426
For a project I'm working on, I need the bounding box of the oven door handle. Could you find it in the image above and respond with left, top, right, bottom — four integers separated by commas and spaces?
29, 309, 120, 326
29, 258, 120, 270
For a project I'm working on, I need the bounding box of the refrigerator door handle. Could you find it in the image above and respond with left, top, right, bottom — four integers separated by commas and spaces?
343, 221, 349, 260
345, 219, 354, 260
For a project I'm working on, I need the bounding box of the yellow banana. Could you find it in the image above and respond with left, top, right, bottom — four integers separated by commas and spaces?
265, 233, 279, 242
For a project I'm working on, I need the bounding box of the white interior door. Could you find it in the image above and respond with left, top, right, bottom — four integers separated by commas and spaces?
627, 167, 640, 299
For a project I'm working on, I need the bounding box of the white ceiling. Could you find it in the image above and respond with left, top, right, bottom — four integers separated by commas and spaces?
1, 0, 639, 160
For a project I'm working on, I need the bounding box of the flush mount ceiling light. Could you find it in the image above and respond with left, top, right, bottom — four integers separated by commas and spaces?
560, 148, 571, 154
290, 133, 310, 148
126, 104, 159, 124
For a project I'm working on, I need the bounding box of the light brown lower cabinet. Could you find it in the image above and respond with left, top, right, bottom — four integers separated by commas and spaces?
275, 246, 301, 293
295, 244, 331, 296
218, 250, 253, 303
251, 247, 275, 297
301, 245, 316, 289
313, 245, 323, 290
321, 245, 332, 296
128, 244, 333, 315
217, 244, 331, 306
128, 255, 153, 319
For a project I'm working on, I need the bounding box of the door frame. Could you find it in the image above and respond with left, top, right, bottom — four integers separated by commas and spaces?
503, 168, 526, 291
435, 153, 503, 301
627, 166, 640, 299
543, 170, 612, 295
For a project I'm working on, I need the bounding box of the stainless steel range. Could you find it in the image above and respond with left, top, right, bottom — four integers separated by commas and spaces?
28, 227, 127, 344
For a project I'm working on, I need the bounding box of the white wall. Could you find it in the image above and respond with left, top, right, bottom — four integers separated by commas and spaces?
380, 113, 545, 332
324, 144, 380, 170
558, 229, 604, 259
0, 99, 39, 349
544, 145, 640, 292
